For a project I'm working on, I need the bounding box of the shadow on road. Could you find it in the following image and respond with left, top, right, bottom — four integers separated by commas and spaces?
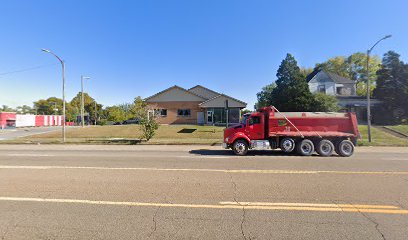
189, 149, 297, 157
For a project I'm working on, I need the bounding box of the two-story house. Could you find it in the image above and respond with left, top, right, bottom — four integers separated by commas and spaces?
307, 70, 382, 122
307, 70, 356, 96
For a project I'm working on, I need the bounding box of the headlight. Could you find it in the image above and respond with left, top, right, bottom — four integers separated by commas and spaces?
225, 137, 229, 142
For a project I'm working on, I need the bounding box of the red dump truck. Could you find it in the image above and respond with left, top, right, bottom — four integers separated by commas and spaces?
223, 106, 360, 157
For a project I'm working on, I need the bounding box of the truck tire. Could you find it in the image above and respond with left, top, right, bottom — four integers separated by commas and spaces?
335, 140, 354, 157
316, 139, 334, 157
296, 139, 314, 156
280, 137, 295, 153
232, 139, 248, 156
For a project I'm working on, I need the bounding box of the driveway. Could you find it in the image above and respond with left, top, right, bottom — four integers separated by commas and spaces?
0, 127, 62, 140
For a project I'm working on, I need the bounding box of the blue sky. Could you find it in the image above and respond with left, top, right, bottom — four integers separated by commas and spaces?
0, 0, 407, 110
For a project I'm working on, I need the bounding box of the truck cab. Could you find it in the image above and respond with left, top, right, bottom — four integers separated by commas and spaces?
223, 112, 268, 154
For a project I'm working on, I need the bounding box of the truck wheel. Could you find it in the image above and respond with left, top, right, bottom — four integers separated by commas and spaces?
296, 139, 315, 156
335, 140, 354, 157
232, 140, 248, 156
280, 137, 295, 153
316, 139, 334, 157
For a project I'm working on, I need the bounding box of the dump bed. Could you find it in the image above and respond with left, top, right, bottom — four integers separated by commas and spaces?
259, 107, 360, 138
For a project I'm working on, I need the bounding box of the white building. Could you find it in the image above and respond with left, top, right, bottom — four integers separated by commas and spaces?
308, 70, 356, 96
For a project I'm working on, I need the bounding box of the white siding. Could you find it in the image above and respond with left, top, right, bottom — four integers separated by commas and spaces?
15, 115, 36, 127
308, 71, 336, 95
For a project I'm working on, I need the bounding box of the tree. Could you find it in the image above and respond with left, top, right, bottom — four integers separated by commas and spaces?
132, 96, 158, 141
105, 106, 128, 122
16, 105, 36, 114
241, 109, 252, 115
70, 92, 103, 124
299, 67, 314, 78
373, 51, 408, 124
34, 97, 63, 115
256, 83, 276, 108
269, 54, 315, 111
0, 105, 15, 112
318, 56, 349, 78
313, 93, 340, 112
33, 97, 77, 121
317, 52, 381, 96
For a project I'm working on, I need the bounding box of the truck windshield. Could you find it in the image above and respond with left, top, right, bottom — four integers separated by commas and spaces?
241, 114, 250, 125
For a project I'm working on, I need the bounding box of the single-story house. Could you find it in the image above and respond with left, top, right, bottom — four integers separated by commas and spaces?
145, 85, 247, 125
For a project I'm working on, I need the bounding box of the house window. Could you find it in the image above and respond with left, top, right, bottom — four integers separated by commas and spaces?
318, 85, 326, 93
154, 109, 167, 117
177, 109, 191, 117
160, 109, 167, 117
336, 87, 343, 95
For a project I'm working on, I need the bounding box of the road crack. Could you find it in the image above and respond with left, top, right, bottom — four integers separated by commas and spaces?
147, 206, 161, 238
342, 200, 386, 240
358, 210, 386, 240
229, 173, 251, 240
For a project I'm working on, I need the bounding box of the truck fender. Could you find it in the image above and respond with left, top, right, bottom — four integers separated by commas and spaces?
228, 132, 250, 145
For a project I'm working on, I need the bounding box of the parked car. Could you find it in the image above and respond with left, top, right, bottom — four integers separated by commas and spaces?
122, 118, 140, 125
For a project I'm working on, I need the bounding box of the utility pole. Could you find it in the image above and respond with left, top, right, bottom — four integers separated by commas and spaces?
225, 100, 229, 128
81, 75, 90, 127
366, 35, 392, 142
94, 101, 97, 125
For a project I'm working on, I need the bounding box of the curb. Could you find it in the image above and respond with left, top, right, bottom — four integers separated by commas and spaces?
382, 126, 408, 138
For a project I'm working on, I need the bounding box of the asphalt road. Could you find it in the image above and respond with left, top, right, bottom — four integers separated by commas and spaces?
0, 145, 408, 240
0, 127, 61, 140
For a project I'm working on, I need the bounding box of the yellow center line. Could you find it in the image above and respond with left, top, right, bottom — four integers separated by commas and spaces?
1, 165, 408, 175
219, 201, 399, 209
0, 197, 407, 215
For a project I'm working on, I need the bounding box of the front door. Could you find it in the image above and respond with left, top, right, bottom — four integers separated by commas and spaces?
197, 112, 204, 124
207, 111, 213, 124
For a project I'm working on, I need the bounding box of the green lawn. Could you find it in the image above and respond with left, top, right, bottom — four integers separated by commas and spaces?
21, 125, 224, 145
358, 125, 408, 146
8, 124, 408, 146
386, 125, 408, 136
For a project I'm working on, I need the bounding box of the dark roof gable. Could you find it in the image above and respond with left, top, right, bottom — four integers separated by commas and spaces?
308, 70, 355, 84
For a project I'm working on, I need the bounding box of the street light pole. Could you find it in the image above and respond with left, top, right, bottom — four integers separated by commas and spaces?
80, 76, 91, 127
94, 101, 97, 126
41, 49, 66, 143
366, 35, 391, 142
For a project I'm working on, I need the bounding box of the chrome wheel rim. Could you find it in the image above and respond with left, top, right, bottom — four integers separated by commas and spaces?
321, 143, 332, 154
235, 143, 246, 154
342, 143, 352, 155
282, 140, 293, 151
302, 144, 312, 153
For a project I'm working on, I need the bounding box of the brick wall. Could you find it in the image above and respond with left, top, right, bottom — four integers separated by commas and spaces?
147, 101, 203, 124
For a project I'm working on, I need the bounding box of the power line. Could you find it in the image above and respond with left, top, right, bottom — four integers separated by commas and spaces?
0, 63, 58, 77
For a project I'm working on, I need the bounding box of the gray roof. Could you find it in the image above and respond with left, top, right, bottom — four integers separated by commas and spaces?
324, 71, 355, 84
188, 85, 220, 100
144, 85, 206, 101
